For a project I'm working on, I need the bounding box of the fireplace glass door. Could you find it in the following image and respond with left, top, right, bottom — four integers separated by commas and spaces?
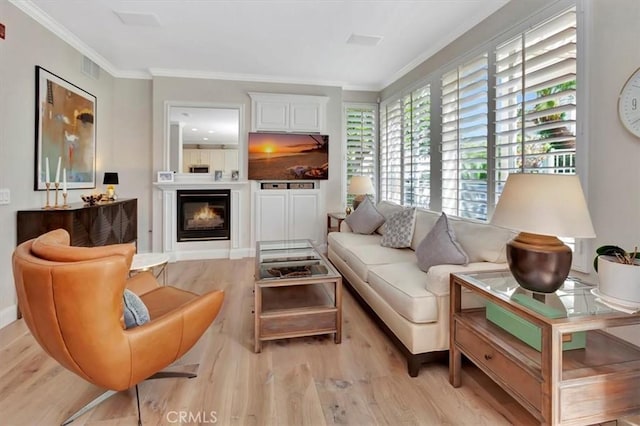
177, 189, 230, 241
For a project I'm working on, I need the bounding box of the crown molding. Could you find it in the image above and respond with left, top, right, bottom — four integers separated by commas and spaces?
9, 0, 151, 80
10, 0, 381, 90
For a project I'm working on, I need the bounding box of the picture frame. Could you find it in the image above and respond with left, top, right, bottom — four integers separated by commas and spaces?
231, 170, 239, 181
157, 171, 174, 182
34, 66, 97, 190
214, 170, 223, 181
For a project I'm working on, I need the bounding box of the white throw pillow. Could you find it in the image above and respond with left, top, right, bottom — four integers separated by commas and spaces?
380, 207, 417, 248
344, 197, 385, 234
415, 212, 469, 272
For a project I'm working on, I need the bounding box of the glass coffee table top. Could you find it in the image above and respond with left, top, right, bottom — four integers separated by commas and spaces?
458, 270, 613, 318
256, 239, 338, 281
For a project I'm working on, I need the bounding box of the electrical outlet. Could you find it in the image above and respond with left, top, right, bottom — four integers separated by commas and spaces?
0, 188, 10, 205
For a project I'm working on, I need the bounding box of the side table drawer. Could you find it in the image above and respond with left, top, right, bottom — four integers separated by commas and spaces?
456, 320, 542, 413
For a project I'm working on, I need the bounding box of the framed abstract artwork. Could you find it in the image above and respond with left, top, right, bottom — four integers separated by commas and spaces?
34, 66, 96, 190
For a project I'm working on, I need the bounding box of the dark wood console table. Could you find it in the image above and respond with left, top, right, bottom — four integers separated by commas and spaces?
17, 198, 137, 246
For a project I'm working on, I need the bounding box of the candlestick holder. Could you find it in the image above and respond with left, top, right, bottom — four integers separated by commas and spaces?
43, 182, 52, 209
54, 183, 60, 208
62, 192, 69, 208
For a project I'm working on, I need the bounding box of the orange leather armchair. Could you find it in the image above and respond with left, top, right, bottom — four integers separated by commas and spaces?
12, 229, 224, 424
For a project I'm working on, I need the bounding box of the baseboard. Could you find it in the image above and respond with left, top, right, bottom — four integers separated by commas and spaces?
0, 304, 18, 329
229, 248, 251, 259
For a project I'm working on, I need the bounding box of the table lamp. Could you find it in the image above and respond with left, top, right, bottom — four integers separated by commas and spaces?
103, 172, 119, 200
491, 173, 596, 293
348, 176, 375, 211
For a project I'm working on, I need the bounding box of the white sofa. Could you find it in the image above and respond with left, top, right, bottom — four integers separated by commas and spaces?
327, 201, 515, 376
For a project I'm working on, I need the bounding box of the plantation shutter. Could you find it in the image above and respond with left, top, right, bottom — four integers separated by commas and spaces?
380, 100, 403, 204
494, 8, 577, 197
404, 85, 431, 208
345, 105, 377, 206
441, 53, 489, 220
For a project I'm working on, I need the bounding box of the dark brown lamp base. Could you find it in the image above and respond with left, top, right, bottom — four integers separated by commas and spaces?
507, 232, 572, 293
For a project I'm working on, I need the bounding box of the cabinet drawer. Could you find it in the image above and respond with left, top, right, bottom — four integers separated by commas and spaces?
456, 321, 542, 412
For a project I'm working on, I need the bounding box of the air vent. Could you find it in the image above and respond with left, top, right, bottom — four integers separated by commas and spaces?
114, 11, 161, 27
347, 33, 383, 47
82, 56, 100, 80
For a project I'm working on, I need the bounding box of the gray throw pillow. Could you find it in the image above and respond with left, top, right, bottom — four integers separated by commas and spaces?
344, 197, 385, 234
380, 207, 417, 248
123, 289, 150, 329
416, 212, 469, 272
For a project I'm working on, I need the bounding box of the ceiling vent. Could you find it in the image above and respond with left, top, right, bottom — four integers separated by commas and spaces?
114, 11, 161, 27
82, 56, 100, 80
347, 33, 383, 47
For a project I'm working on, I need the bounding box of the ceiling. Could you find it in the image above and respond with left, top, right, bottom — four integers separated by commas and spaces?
15, 0, 510, 91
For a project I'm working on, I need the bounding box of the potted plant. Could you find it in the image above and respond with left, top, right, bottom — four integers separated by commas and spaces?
594, 245, 640, 303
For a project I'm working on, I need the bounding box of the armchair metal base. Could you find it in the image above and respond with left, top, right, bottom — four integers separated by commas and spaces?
61, 364, 199, 426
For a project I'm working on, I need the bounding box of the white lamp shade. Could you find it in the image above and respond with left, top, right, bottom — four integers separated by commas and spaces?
491, 173, 596, 238
348, 176, 375, 195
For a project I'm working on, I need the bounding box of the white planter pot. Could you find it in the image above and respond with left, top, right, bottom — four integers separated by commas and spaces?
598, 255, 640, 303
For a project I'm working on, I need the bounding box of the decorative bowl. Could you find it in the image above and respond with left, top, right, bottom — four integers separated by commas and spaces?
81, 194, 103, 205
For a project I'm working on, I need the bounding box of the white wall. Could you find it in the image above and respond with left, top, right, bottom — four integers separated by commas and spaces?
0, 2, 152, 323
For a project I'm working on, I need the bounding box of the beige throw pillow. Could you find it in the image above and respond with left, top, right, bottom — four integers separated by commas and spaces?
380, 207, 417, 248
416, 212, 469, 272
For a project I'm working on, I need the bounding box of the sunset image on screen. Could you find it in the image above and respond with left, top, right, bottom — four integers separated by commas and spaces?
248, 133, 328, 180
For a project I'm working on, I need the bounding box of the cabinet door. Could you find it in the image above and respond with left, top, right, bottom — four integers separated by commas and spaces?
224, 150, 239, 172
209, 149, 225, 172
289, 191, 319, 242
290, 102, 322, 132
256, 192, 288, 241
255, 101, 289, 131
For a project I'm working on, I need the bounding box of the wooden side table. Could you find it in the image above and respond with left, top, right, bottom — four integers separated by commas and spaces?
450, 270, 640, 425
327, 212, 347, 235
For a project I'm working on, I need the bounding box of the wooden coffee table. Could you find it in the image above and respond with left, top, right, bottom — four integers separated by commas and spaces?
254, 239, 342, 352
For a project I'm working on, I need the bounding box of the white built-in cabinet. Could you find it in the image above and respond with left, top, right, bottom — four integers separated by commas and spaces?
249, 92, 328, 133
254, 189, 320, 243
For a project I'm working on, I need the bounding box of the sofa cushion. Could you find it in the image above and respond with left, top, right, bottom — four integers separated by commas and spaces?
380, 207, 417, 248
410, 209, 441, 250
368, 262, 439, 323
416, 213, 468, 272
448, 216, 515, 263
425, 262, 509, 295
327, 231, 381, 261
342, 244, 416, 283
344, 197, 385, 234
375, 200, 405, 235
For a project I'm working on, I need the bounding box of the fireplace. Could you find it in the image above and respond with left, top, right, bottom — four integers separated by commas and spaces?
177, 189, 230, 242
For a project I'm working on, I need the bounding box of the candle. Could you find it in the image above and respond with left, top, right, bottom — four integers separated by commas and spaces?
45, 157, 50, 184
62, 168, 67, 194
55, 156, 61, 184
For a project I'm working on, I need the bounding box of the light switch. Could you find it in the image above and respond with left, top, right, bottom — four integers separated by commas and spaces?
0, 188, 10, 205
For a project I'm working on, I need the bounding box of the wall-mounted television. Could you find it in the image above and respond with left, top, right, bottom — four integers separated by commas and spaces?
248, 132, 329, 180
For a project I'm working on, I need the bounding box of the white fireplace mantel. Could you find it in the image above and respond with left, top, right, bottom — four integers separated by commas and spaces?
154, 180, 250, 261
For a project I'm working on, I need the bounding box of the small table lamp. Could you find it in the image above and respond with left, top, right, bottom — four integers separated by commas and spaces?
348, 176, 375, 211
491, 173, 596, 293
103, 172, 119, 200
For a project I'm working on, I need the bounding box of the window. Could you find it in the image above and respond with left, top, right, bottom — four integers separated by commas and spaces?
345, 104, 377, 205
380, 84, 431, 207
494, 8, 577, 196
441, 53, 489, 220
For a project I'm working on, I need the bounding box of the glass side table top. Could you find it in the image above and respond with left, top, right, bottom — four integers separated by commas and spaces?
457, 270, 613, 318
256, 239, 338, 281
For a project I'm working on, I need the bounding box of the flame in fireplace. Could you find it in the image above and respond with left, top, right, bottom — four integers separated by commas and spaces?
194, 206, 219, 220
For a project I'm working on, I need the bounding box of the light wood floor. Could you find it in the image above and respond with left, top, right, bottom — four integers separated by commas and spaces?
1, 258, 550, 425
